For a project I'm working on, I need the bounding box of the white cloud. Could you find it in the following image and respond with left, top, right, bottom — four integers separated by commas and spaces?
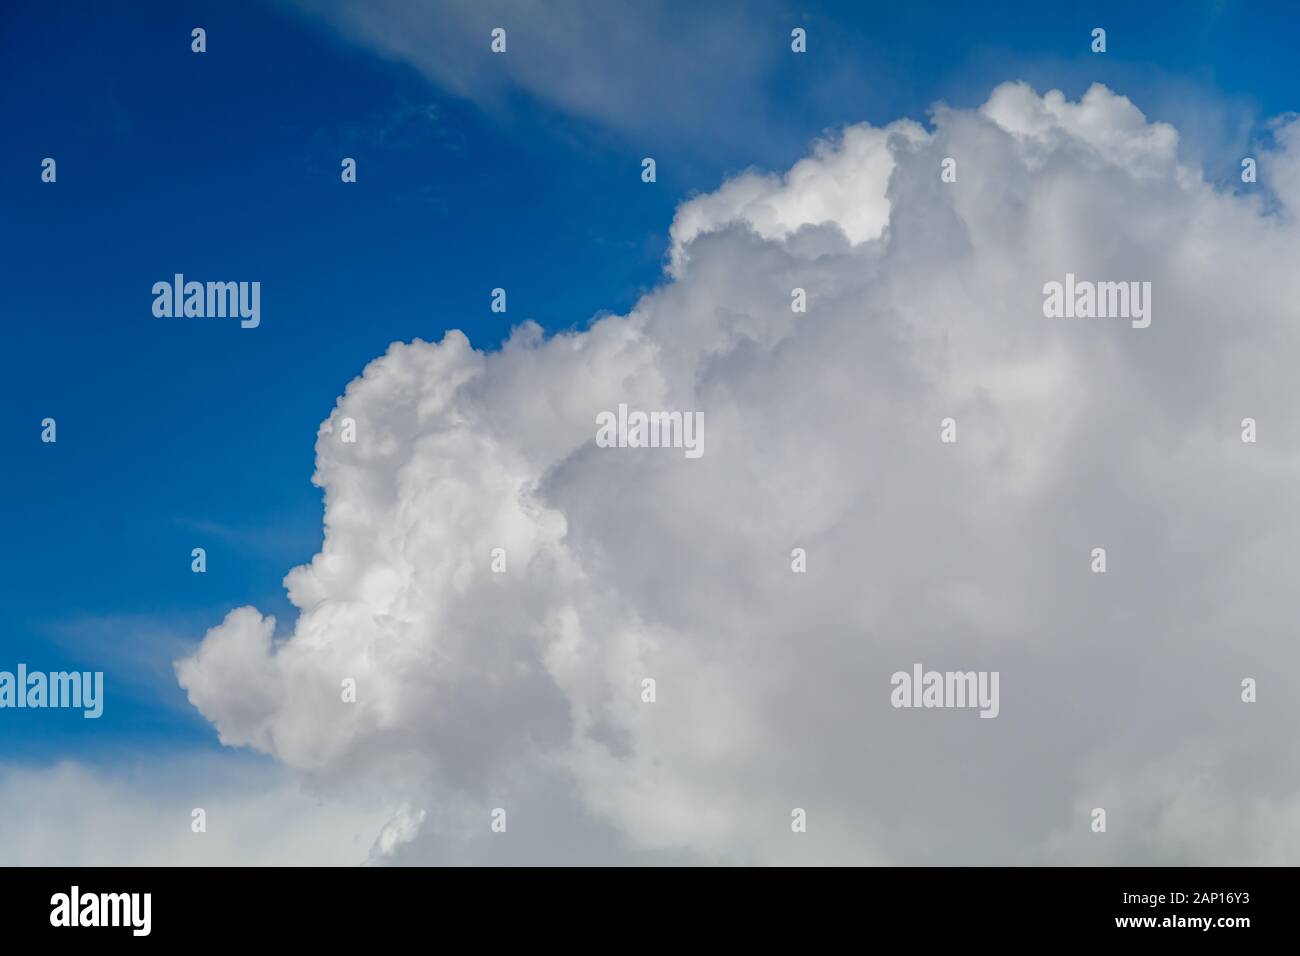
176, 81, 1300, 864
0, 754, 390, 866
667, 122, 917, 275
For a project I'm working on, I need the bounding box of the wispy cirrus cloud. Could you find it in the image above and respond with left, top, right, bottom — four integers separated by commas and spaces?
292, 0, 781, 147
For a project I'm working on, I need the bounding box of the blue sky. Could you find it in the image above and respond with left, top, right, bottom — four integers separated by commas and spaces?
0, 0, 1291, 760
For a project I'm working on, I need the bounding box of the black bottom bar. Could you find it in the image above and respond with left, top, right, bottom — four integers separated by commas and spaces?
0, 866, 1281, 942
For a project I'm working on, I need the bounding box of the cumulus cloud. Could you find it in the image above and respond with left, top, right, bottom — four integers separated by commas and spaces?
178, 81, 1300, 864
